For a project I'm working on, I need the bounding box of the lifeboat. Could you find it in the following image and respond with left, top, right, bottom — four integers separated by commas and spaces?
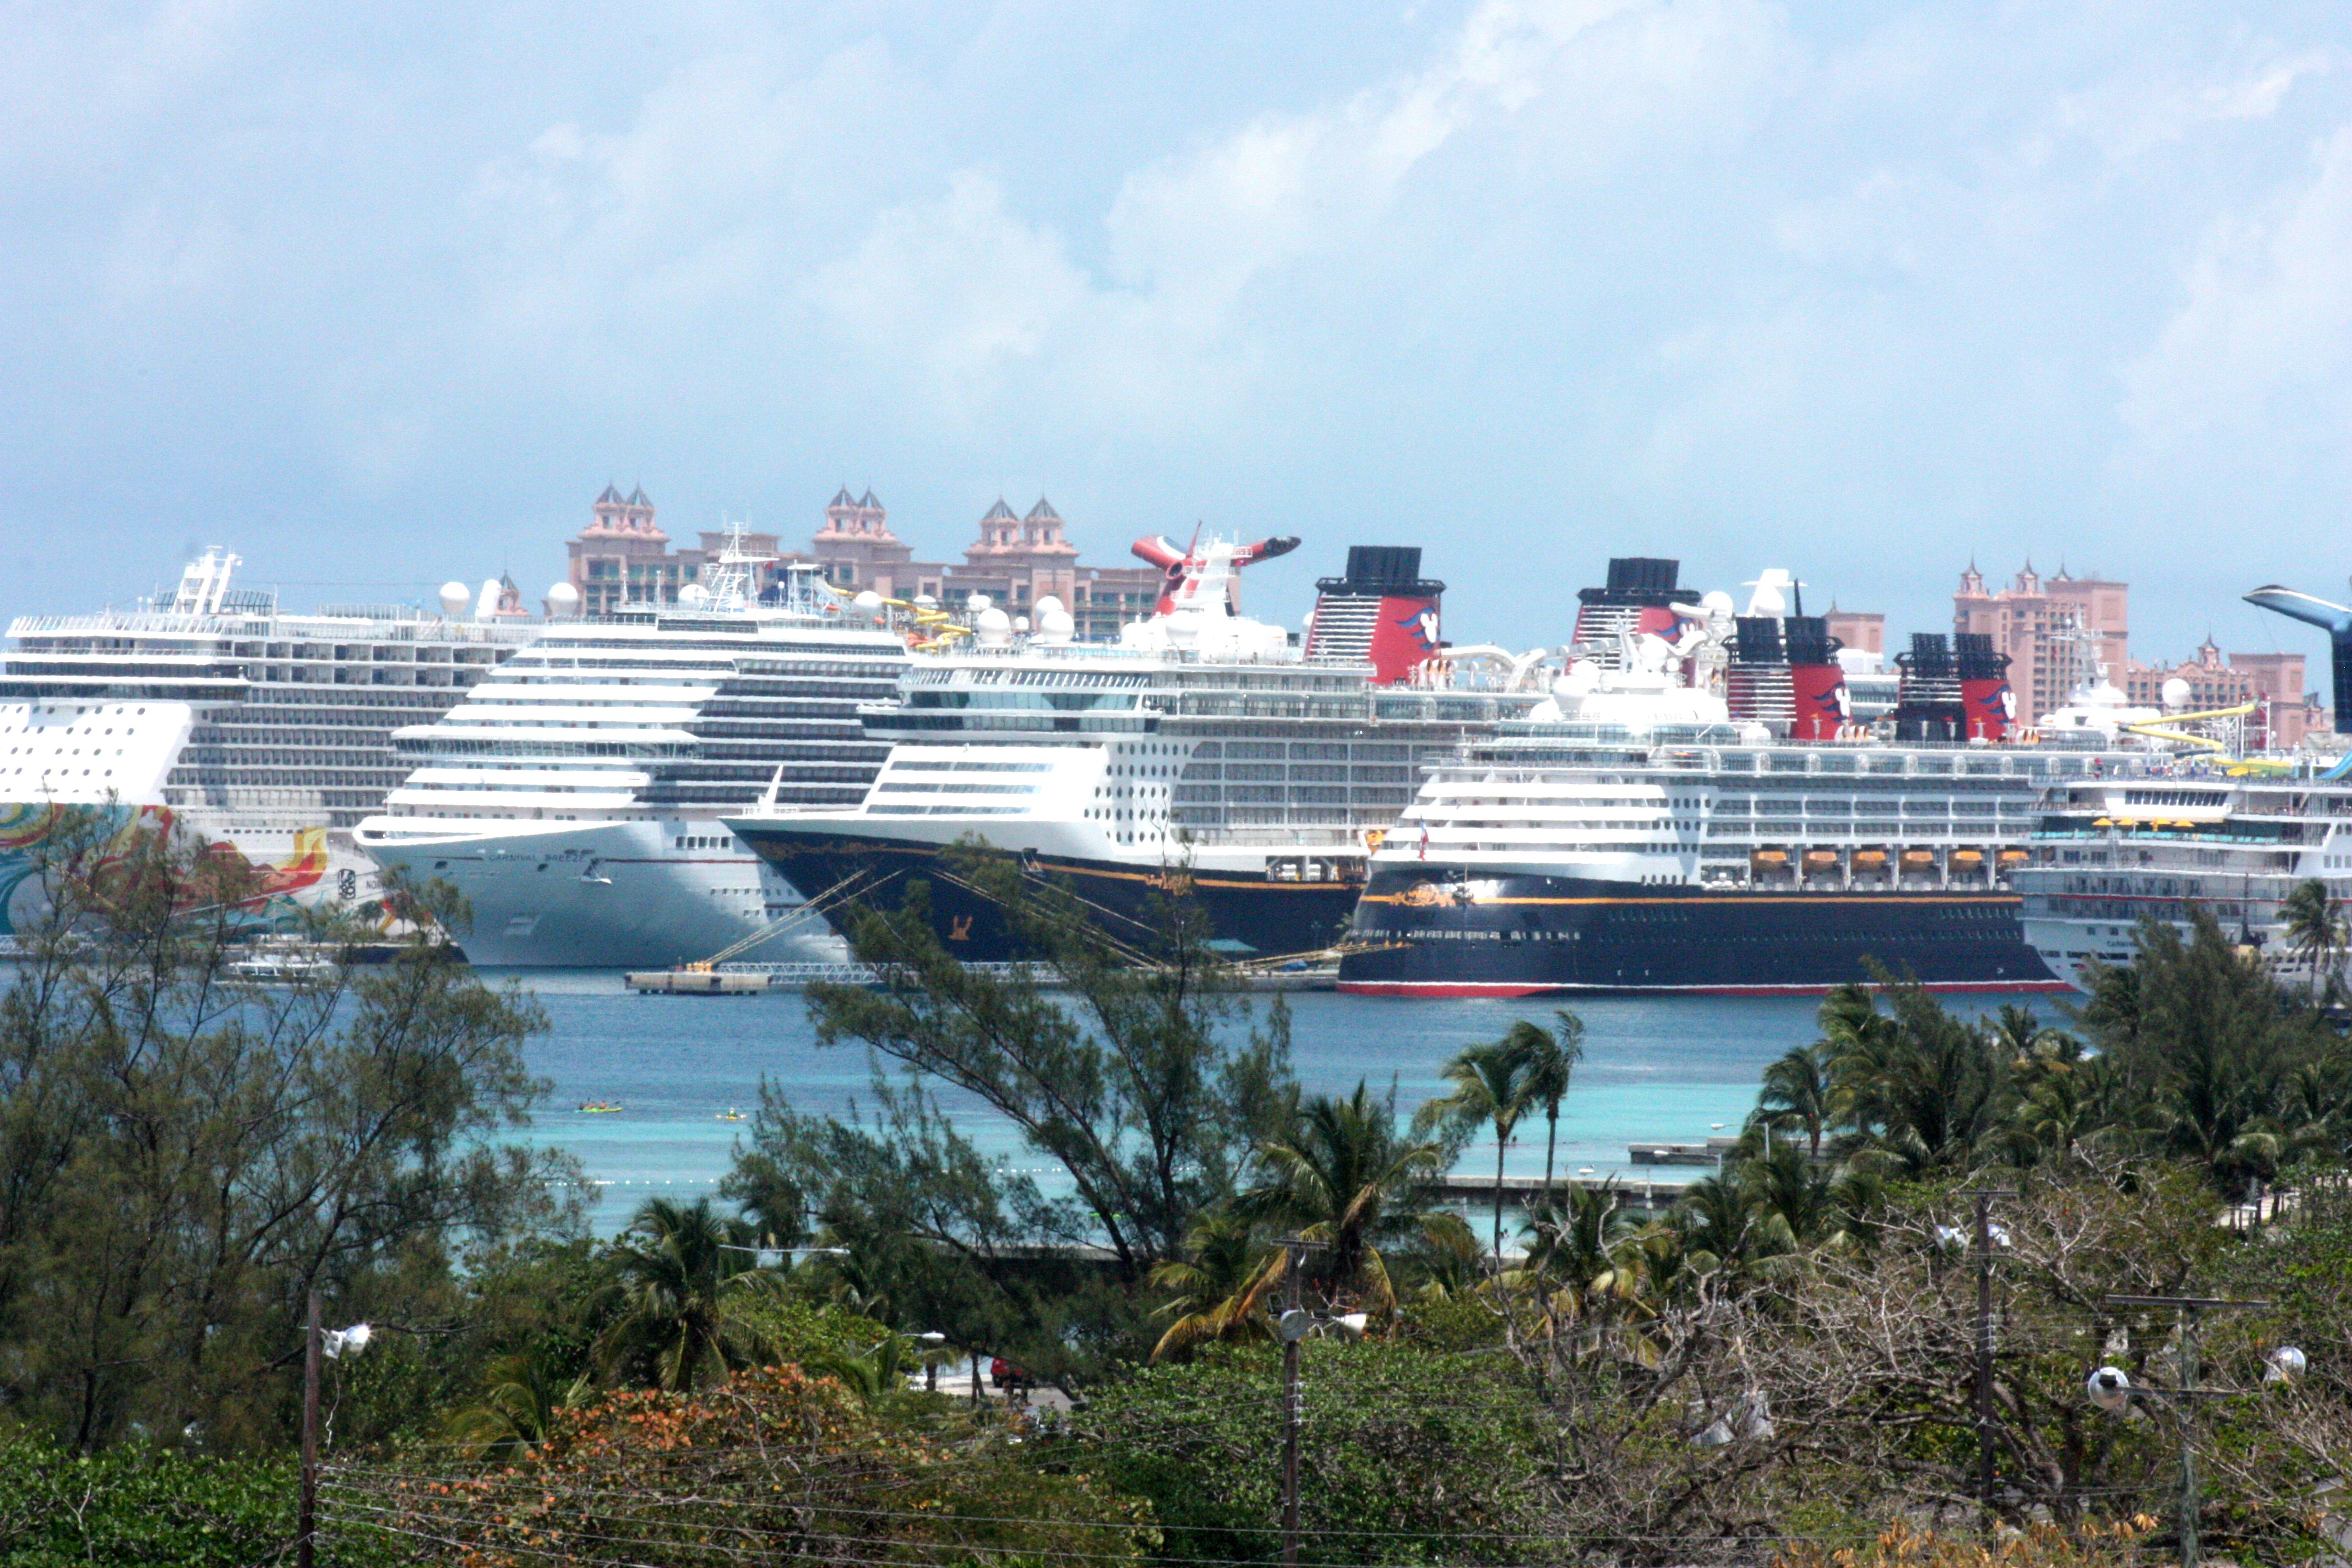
1752, 850, 1789, 865
1852, 850, 1889, 867
1951, 849, 1984, 865
1900, 850, 1936, 866
1997, 848, 2028, 864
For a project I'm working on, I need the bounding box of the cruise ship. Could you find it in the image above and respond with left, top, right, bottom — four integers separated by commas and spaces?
2013, 764, 2348, 991
354, 532, 910, 966
721, 540, 1549, 963
1336, 559, 2142, 997
0, 549, 539, 939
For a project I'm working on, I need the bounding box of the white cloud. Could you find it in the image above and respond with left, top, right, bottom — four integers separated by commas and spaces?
0, 0, 245, 190
2120, 124, 2352, 445
813, 0, 1771, 435
2059, 47, 2333, 160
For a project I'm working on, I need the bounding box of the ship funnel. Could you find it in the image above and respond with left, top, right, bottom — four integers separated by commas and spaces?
1725, 614, 1845, 737
1571, 558, 1684, 671
2246, 584, 2352, 733
1892, 633, 1966, 742
1784, 616, 1848, 741
1954, 631, 2014, 741
1303, 545, 1445, 684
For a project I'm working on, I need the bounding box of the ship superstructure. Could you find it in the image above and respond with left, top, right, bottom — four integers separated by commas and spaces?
721, 540, 1548, 963
1337, 559, 2140, 997
2014, 767, 2350, 991
0, 550, 537, 935
354, 535, 908, 966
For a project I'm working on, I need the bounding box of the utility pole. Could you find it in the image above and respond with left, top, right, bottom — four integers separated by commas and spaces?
298, 1292, 320, 1568
2104, 1293, 2269, 1568
1960, 1188, 2015, 1533
1281, 1239, 1304, 1568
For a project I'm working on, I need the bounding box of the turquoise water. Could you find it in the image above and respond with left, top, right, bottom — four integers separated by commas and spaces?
499, 973, 1852, 1233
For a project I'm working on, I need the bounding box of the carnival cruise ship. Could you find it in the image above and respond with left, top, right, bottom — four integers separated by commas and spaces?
1336, 560, 2142, 997
721, 540, 1549, 963
2013, 765, 2350, 991
355, 534, 908, 966
0, 549, 538, 939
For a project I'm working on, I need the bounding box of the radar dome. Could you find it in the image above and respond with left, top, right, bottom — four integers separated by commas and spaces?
1014, 616, 1031, 634
2162, 677, 2192, 710
966, 593, 993, 613
439, 581, 471, 616
853, 590, 885, 612
975, 606, 1014, 645
1034, 596, 1075, 645
678, 582, 710, 608
1701, 590, 1736, 617
545, 581, 580, 617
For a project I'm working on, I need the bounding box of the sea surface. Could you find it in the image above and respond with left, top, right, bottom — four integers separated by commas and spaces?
493, 974, 1978, 1233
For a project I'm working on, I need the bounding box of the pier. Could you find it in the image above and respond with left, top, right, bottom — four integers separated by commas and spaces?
624, 961, 1339, 994
1432, 1168, 1698, 1212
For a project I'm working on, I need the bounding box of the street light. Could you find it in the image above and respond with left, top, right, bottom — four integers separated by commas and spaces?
299, 1303, 377, 1568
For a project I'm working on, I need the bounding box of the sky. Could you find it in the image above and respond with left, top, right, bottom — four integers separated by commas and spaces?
7, 1, 2352, 676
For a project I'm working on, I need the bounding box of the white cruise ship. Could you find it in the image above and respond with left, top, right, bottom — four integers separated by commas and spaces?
354, 535, 908, 966
722, 540, 1550, 963
2013, 766, 2352, 990
0, 550, 539, 939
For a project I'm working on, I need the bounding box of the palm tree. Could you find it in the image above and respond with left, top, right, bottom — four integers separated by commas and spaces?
1736, 1141, 1878, 1254
1521, 1180, 1645, 1319
1424, 1039, 1537, 1257
595, 1196, 772, 1391
1147, 1207, 1277, 1360
2282, 878, 2345, 1001
1235, 1081, 1450, 1316
1755, 1042, 1832, 1159
440, 1348, 591, 1461
1823, 986, 2006, 1175
1511, 1011, 1586, 1195
806, 1333, 927, 1405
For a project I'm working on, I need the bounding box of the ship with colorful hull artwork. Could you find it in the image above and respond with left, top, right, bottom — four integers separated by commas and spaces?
1336, 557, 2150, 998
0, 549, 539, 940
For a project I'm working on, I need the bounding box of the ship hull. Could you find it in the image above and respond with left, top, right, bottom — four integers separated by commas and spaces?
1338, 868, 2065, 997
727, 823, 1360, 964
1, 799, 372, 940
357, 818, 850, 967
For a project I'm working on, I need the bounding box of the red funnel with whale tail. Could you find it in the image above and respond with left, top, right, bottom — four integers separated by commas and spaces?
1303, 546, 1445, 684
1784, 617, 1849, 741
1571, 557, 1684, 668
1955, 632, 2013, 742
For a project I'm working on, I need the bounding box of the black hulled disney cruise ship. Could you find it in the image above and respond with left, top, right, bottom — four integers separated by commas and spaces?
1336, 559, 2140, 996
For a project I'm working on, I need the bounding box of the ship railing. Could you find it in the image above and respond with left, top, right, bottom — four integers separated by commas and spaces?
921, 639, 1310, 667
7, 610, 536, 643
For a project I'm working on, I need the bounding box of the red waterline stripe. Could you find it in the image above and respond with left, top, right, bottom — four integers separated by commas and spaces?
1336, 978, 2073, 999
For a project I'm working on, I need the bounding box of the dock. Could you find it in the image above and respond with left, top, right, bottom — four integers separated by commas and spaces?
1627, 1137, 1738, 1167
624, 968, 780, 995
624, 961, 1338, 995
1432, 1169, 1697, 1212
